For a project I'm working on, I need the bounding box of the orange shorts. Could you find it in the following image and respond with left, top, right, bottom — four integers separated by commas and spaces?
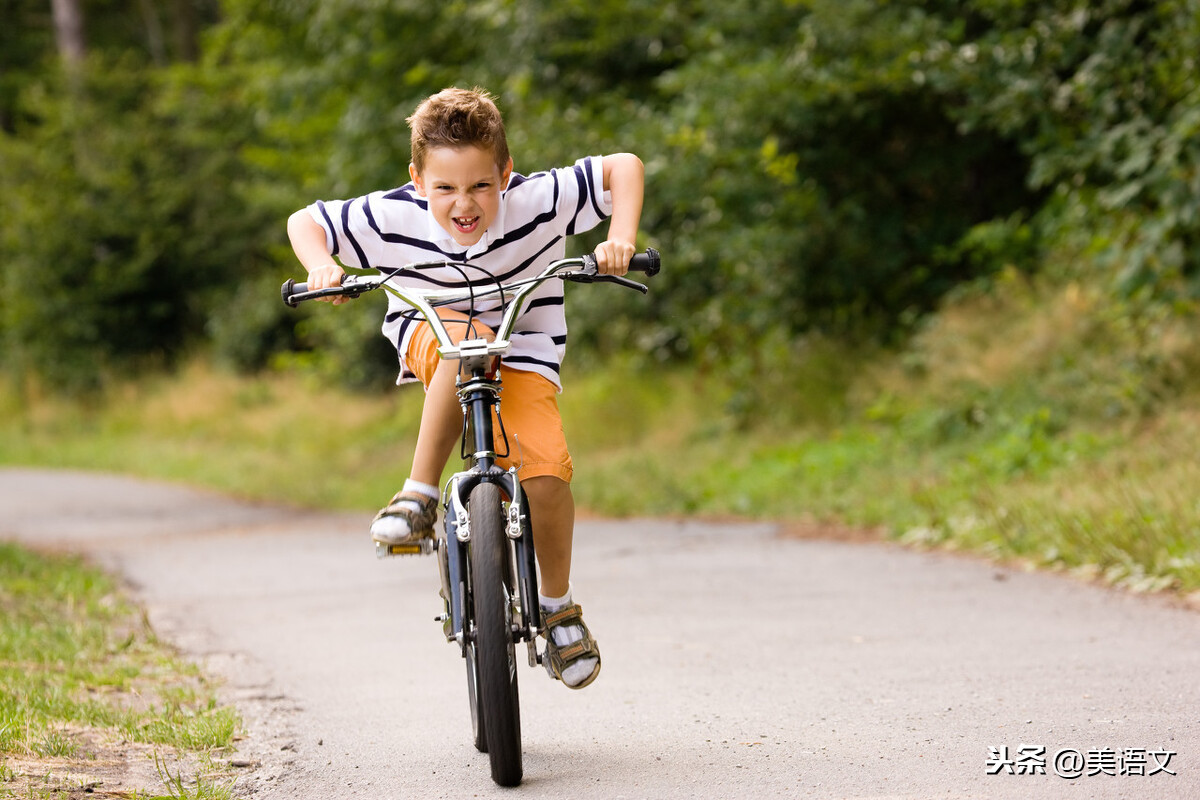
406, 311, 573, 483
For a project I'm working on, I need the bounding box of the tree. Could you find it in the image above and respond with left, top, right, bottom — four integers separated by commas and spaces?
50, 0, 85, 67
6, 0, 1200, 400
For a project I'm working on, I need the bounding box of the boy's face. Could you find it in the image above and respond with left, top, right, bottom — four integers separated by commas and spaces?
410, 145, 513, 247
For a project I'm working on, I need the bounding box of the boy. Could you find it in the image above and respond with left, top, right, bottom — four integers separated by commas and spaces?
287, 87, 644, 690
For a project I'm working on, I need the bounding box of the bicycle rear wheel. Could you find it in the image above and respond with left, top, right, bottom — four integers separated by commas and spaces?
468, 481, 522, 786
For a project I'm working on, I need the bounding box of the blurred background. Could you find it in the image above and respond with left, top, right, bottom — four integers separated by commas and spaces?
3, 0, 1200, 592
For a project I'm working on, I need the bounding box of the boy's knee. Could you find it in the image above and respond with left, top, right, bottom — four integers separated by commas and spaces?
523, 475, 573, 506
524, 474, 570, 494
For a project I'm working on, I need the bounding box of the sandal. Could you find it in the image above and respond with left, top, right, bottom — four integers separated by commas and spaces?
370, 491, 438, 546
541, 603, 602, 690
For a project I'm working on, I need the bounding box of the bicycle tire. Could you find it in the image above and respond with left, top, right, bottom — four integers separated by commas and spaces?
468, 481, 523, 786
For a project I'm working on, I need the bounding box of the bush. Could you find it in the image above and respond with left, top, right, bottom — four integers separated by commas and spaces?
0, 59, 278, 391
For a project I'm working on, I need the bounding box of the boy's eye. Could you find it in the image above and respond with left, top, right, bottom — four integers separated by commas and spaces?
432, 181, 492, 192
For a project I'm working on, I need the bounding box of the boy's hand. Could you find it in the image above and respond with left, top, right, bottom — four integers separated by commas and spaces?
308, 263, 348, 305
599, 153, 644, 276
288, 211, 349, 305
593, 239, 637, 276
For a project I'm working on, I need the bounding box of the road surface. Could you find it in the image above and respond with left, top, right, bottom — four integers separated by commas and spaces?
2, 467, 1198, 799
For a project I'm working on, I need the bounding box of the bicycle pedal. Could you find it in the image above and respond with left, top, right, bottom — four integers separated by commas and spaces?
375, 540, 435, 558
527, 639, 542, 669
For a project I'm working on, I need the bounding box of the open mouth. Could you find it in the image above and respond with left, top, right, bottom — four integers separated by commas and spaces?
453, 216, 480, 234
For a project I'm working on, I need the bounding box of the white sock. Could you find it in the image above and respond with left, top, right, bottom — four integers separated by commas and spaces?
371, 479, 439, 538
403, 479, 441, 500
540, 587, 599, 687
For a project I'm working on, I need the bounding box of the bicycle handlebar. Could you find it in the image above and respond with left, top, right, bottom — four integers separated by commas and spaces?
281, 248, 660, 365
281, 248, 660, 308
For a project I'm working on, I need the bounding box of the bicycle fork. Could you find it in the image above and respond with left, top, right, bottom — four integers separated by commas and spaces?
436, 470, 542, 668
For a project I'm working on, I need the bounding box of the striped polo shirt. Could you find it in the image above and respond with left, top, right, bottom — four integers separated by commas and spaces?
306, 156, 613, 390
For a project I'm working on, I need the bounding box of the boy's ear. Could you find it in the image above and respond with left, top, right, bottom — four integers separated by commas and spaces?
409, 163, 425, 196
501, 157, 513, 188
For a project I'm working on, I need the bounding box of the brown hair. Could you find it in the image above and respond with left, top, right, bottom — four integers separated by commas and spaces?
407, 87, 510, 174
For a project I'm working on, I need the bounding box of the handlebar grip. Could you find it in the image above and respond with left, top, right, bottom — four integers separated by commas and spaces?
628, 248, 661, 276
580, 248, 661, 277
281, 278, 307, 307
282, 274, 368, 306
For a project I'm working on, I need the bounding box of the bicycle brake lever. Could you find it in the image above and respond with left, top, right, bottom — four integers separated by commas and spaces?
597, 274, 649, 294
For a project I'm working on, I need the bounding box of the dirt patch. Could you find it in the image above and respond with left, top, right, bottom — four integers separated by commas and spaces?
1, 725, 245, 798
1, 649, 300, 799
775, 517, 887, 544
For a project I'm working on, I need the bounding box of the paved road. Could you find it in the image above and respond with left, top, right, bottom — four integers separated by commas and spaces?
3, 467, 1199, 799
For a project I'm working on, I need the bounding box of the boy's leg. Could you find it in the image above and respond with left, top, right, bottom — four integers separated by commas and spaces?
492, 367, 576, 591
495, 369, 599, 689
525, 478, 598, 688
522, 475, 574, 598
408, 357, 464, 487
371, 313, 490, 545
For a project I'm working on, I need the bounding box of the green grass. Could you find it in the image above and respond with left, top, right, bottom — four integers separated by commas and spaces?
0, 363, 425, 511
574, 270, 1200, 596
0, 542, 239, 798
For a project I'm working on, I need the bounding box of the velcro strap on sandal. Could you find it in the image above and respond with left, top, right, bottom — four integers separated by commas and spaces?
376, 491, 436, 519
554, 637, 597, 661
542, 603, 585, 630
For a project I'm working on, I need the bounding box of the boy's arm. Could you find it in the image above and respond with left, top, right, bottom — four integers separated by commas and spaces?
595, 153, 645, 276
287, 209, 348, 304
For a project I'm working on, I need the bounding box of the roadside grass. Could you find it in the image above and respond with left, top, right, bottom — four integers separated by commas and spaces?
0, 542, 240, 799
0, 361, 424, 512
3, 265, 1200, 600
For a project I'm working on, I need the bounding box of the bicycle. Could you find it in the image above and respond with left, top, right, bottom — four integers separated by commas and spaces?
281, 248, 659, 786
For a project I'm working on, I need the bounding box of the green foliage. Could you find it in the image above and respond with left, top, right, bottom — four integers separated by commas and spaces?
923, 0, 1200, 299
0, 57, 278, 391
281, 288, 403, 391
0, 0, 54, 133
4, 0, 1200, 416
640, 0, 1038, 376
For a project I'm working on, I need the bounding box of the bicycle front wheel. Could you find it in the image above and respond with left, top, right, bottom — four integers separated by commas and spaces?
468, 481, 523, 786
